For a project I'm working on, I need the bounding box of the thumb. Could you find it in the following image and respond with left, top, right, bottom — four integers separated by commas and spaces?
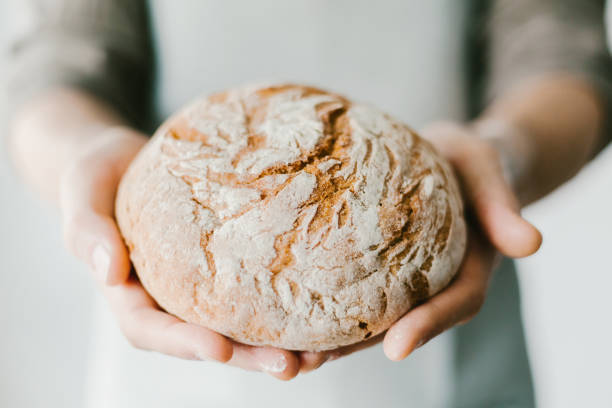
454, 141, 542, 258
420, 122, 541, 258
62, 209, 130, 285
59, 130, 144, 284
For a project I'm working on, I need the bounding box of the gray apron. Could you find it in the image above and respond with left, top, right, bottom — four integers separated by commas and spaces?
84, 1, 534, 406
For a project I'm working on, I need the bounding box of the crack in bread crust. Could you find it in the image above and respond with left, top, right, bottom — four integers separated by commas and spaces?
266, 98, 355, 272
117, 83, 467, 351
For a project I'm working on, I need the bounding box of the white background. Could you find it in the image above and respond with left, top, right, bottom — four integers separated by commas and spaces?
1, 5, 612, 408
518, 146, 612, 408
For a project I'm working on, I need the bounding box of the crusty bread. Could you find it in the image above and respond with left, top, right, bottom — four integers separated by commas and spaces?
115, 84, 466, 351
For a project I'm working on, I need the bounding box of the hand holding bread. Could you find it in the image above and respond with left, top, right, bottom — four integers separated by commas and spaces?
57, 85, 542, 380
58, 126, 302, 380
305, 120, 543, 365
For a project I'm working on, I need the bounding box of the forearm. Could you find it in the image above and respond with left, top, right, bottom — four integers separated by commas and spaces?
9, 88, 134, 204
475, 74, 605, 206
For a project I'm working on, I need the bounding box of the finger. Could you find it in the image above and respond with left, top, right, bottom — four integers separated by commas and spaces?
108, 275, 298, 378
229, 343, 300, 381
421, 123, 541, 258
383, 235, 495, 361
452, 145, 542, 258
60, 131, 145, 284
62, 208, 131, 285
473, 200, 541, 258
103, 276, 233, 363
298, 351, 330, 373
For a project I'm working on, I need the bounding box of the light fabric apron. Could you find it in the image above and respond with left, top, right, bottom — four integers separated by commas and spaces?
85, 1, 534, 407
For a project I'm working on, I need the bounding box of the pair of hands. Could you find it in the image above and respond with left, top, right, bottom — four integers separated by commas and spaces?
59, 122, 541, 381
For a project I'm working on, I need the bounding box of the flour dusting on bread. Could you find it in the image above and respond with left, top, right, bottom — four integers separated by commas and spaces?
116, 84, 466, 351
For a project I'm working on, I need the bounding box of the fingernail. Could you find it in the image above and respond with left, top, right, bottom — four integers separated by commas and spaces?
260, 354, 287, 373
92, 245, 110, 282
386, 332, 408, 360
195, 349, 230, 363
195, 351, 210, 361
386, 340, 410, 361
391, 331, 406, 342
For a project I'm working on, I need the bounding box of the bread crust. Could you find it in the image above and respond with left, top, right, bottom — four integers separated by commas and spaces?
116, 84, 466, 351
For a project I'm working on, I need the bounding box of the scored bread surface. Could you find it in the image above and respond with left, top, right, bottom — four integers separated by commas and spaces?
116, 84, 466, 351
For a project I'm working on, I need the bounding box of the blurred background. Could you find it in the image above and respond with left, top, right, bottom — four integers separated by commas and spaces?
1, 1, 612, 407
0, 6, 94, 408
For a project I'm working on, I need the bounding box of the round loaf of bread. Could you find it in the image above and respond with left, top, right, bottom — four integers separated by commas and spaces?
115, 84, 466, 351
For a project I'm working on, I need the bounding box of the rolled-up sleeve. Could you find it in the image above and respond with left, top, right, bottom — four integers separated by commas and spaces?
472, 0, 612, 144
3, 0, 152, 125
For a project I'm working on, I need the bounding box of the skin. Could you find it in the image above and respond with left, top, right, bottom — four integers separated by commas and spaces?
8, 73, 605, 379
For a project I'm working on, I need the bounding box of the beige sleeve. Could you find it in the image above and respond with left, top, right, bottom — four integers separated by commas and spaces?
476, 0, 612, 145
2, 0, 153, 126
